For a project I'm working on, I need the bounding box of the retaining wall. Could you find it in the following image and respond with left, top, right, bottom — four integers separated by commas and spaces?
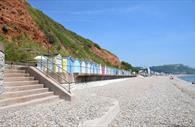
0, 44, 4, 94
74, 73, 134, 83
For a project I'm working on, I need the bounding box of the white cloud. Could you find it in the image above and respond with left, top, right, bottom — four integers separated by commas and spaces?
47, 6, 142, 15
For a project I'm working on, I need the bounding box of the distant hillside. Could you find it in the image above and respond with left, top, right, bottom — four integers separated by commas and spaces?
150, 64, 195, 74
0, 0, 121, 67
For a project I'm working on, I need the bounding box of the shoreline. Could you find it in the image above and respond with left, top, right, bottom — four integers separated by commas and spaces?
171, 76, 195, 99
174, 74, 195, 83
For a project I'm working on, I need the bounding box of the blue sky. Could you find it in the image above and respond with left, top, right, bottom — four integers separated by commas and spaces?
29, 0, 195, 68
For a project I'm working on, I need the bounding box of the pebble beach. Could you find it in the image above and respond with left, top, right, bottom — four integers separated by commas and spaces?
75, 76, 195, 127
0, 76, 195, 127
0, 94, 114, 127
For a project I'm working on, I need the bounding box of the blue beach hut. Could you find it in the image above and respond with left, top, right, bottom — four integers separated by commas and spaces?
113, 68, 117, 75
91, 62, 96, 74
95, 64, 99, 74
118, 69, 121, 76
73, 59, 81, 73
110, 67, 113, 75
114, 68, 117, 75
64, 56, 74, 74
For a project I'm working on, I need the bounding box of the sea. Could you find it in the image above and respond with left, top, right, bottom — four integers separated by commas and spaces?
179, 74, 195, 83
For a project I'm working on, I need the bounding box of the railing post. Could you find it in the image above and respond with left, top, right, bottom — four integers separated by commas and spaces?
41, 56, 43, 71
0, 43, 5, 95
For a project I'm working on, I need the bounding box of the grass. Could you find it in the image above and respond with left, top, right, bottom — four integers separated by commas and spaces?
0, 1, 121, 68
1, 34, 46, 62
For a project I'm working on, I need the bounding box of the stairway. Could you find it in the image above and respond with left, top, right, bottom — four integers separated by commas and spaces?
0, 67, 60, 110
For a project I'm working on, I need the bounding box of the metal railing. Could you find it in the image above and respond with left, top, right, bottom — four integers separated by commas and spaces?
6, 48, 72, 93
36, 59, 71, 93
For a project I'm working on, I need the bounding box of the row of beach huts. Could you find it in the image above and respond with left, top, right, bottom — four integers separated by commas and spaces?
35, 54, 132, 76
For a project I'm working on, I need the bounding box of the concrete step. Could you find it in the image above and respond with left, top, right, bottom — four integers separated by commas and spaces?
4, 80, 39, 86
4, 73, 30, 77
5, 84, 44, 92
4, 77, 35, 82
0, 88, 49, 99
4, 69, 26, 73
0, 92, 56, 107
0, 96, 59, 110
5, 66, 24, 70
0, 67, 62, 110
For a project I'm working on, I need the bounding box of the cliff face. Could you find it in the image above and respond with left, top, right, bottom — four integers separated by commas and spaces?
0, 0, 47, 43
0, 0, 121, 67
91, 46, 121, 66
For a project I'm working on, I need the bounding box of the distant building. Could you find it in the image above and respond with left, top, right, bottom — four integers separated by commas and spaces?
139, 67, 151, 77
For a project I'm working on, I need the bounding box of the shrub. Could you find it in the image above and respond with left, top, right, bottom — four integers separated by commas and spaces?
48, 34, 55, 44
2, 24, 9, 33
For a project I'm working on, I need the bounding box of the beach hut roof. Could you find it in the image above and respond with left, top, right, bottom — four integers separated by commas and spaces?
79, 60, 87, 63
85, 61, 92, 64
64, 56, 75, 61
74, 59, 81, 63
34, 56, 47, 60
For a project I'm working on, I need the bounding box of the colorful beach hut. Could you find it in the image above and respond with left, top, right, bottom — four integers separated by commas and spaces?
62, 58, 68, 73
34, 56, 47, 71
91, 62, 96, 74
95, 64, 99, 74
80, 61, 86, 74
47, 57, 54, 72
73, 59, 81, 73
86, 61, 91, 74
53, 54, 63, 73
101, 65, 105, 75
110, 67, 114, 75
64, 56, 74, 74
108, 67, 111, 75
105, 66, 108, 75
105, 66, 109, 75
99, 64, 102, 75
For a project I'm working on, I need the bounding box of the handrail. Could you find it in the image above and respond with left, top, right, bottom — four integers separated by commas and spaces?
35, 60, 71, 93
19, 48, 71, 76
7, 59, 71, 93
6, 48, 72, 93
19, 48, 131, 76
12, 59, 71, 93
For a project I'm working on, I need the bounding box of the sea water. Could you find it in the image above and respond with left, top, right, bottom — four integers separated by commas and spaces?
180, 74, 195, 83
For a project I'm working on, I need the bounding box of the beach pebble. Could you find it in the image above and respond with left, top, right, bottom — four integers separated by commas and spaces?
75, 76, 195, 127
0, 95, 113, 127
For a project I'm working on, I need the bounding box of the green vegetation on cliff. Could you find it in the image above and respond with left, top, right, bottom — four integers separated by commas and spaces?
0, 35, 46, 62
121, 61, 139, 73
26, 3, 112, 66
0, 1, 120, 67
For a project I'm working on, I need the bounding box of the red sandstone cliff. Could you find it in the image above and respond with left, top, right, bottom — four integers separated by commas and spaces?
0, 0, 121, 67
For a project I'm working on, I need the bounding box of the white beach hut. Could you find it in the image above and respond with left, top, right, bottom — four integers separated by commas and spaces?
81, 61, 86, 74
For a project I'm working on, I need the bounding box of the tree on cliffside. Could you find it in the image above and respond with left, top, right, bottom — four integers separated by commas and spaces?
121, 61, 139, 73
